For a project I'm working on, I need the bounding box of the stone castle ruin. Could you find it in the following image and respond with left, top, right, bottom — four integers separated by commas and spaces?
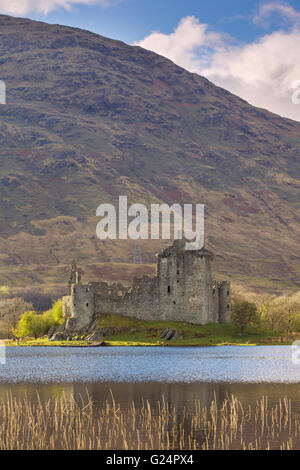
62, 239, 231, 331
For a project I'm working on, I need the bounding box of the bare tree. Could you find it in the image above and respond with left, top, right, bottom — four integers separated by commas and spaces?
0, 298, 33, 338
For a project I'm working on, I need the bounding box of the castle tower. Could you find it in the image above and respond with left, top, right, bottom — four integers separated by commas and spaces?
218, 281, 231, 323
63, 262, 95, 331
157, 239, 214, 324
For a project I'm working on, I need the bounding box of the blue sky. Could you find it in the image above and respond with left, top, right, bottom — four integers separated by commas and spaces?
9, 0, 300, 45
1, 0, 300, 120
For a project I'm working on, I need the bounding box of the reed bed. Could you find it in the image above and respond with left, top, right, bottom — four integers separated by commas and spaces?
0, 391, 299, 450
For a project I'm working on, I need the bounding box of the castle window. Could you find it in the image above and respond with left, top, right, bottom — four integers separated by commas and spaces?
227, 291, 230, 296
168, 286, 171, 293
86, 288, 89, 293
74, 304, 76, 307
73, 287, 76, 293
86, 303, 89, 307
173, 301, 176, 305
177, 280, 179, 283
177, 270, 180, 275
227, 304, 230, 310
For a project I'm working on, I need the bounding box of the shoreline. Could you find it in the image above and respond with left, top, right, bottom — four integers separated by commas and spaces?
3, 339, 294, 347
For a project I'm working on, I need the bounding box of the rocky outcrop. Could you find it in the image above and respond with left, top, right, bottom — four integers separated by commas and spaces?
160, 328, 184, 341
86, 330, 104, 342
47, 325, 55, 339
49, 324, 67, 341
49, 319, 105, 342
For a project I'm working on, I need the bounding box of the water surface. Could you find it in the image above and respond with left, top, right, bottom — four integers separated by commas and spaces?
0, 345, 299, 384
0, 346, 299, 449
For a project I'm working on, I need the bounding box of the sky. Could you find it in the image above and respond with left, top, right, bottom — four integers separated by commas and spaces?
1, 0, 300, 121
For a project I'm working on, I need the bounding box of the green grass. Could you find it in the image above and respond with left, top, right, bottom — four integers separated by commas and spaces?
6, 337, 91, 347
6, 314, 297, 347
97, 314, 288, 347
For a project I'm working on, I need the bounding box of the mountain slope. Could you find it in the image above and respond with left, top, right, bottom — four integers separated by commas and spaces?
0, 14, 299, 293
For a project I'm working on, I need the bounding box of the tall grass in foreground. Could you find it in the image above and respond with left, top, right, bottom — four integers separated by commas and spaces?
0, 392, 299, 450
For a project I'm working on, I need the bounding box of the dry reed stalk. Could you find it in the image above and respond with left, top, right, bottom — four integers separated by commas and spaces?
0, 392, 299, 450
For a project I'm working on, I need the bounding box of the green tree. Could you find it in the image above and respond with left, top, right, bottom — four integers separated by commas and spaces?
14, 299, 64, 339
14, 311, 44, 339
231, 301, 259, 336
51, 299, 63, 324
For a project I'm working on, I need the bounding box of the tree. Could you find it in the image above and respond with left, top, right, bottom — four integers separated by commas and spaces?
50, 299, 63, 323
14, 299, 64, 339
231, 300, 259, 336
0, 297, 33, 338
14, 311, 45, 339
261, 292, 300, 333
285, 293, 300, 333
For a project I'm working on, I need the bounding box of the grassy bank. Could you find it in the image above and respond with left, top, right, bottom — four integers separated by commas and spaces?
97, 315, 297, 346
5, 314, 300, 346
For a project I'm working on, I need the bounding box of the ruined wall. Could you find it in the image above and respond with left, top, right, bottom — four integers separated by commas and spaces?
62, 240, 231, 329
93, 276, 161, 321
92, 242, 219, 325
210, 281, 220, 323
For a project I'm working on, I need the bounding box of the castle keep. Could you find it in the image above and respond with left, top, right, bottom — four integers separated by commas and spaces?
62, 239, 231, 330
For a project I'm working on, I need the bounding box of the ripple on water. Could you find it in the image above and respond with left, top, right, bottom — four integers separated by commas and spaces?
0, 346, 299, 384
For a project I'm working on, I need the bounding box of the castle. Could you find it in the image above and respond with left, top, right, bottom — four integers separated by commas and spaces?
62, 239, 231, 330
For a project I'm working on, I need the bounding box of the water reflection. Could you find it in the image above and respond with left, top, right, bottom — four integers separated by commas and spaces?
0, 381, 299, 411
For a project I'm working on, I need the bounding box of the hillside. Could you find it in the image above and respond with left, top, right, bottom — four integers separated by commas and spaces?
0, 14, 299, 293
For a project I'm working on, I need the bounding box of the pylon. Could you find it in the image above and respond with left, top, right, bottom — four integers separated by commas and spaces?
133, 239, 142, 264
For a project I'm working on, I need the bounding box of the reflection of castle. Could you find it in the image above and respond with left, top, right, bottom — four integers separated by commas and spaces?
62, 239, 230, 330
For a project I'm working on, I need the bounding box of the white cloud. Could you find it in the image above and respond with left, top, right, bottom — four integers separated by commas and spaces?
202, 30, 300, 121
253, 1, 300, 27
0, 0, 121, 15
135, 3, 300, 121
135, 16, 228, 73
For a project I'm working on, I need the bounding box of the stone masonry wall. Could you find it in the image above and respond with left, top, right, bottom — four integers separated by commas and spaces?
62, 240, 231, 329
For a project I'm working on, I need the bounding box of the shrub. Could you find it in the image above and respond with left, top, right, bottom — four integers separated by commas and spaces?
231, 300, 259, 336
